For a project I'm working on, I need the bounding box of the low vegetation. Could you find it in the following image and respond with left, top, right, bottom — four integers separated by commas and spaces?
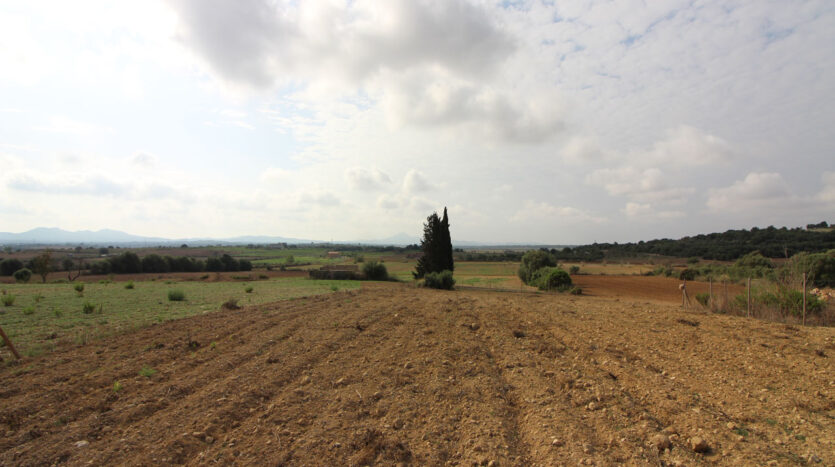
423, 270, 455, 290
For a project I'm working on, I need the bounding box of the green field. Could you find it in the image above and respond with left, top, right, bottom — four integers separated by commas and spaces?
0, 277, 360, 357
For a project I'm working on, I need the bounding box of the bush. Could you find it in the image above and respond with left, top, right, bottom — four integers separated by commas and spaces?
569, 265, 580, 275
245, 286, 253, 293
362, 261, 389, 281
569, 286, 583, 295
125, 281, 135, 289
532, 267, 572, 291
518, 250, 557, 285
82, 301, 96, 314
167, 289, 186, 301
2, 294, 15, 306
22, 305, 35, 315
0, 258, 24, 276
679, 269, 697, 281
74, 283, 85, 295
424, 270, 455, 290
13, 268, 32, 283
695, 292, 710, 307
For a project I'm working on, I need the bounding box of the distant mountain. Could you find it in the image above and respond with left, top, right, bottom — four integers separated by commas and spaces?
0, 227, 535, 248
0, 227, 167, 245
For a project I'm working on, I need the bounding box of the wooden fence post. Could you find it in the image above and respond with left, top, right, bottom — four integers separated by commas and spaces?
0, 325, 21, 360
747, 277, 751, 318
802, 272, 807, 326
709, 277, 713, 308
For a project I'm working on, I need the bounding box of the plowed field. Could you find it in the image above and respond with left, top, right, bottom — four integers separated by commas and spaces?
1, 283, 833, 466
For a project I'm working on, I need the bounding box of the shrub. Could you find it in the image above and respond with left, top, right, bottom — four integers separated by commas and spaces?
424, 270, 455, 290
113, 381, 123, 392
679, 269, 697, 281
13, 268, 32, 283
82, 301, 96, 314
74, 283, 85, 295
362, 261, 389, 281
221, 298, 240, 310
245, 286, 254, 293
22, 305, 35, 315
138, 366, 157, 378
687, 257, 700, 264
695, 292, 710, 307
125, 281, 135, 289
167, 289, 186, 301
569, 265, 580, 275
569, 286, 583, 295
2, 294, 15, 306
517, 250, 556, 285
0, 258, 24, 276
532, 267, 572, 291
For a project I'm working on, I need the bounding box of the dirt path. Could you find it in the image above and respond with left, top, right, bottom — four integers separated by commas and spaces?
1, 283, 832, 465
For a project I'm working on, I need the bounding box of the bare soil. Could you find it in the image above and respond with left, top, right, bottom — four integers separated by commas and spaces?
572, 275, 745, 304
1, 283, 833, 466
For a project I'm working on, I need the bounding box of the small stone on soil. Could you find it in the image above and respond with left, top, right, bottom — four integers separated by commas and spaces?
650, 434, 671, 452
74, 440, 89, 448
689, 436, 709, 453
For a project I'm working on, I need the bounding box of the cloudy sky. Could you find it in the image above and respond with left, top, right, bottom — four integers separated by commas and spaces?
1, 1, 833, 244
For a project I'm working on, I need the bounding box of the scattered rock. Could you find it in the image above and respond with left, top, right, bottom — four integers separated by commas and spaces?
726, 422, 737, 430
299, 375, 311, 385
205, 436, 214, 444
551, 438, 564, 447
74, 440, 89, 448
403, 361, 413, 369
334, 377, 347, 386
582, 443, 593, 454
512, 330, 526, 338
393, 419, 404, 430
586, 402, 598, 411
689, 437, 709, 453
650, 434, 671, 452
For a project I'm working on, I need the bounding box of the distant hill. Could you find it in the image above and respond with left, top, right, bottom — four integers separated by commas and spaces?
553, 224, 835, 261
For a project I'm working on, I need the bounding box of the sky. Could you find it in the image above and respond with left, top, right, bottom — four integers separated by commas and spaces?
0, 0, 833, 244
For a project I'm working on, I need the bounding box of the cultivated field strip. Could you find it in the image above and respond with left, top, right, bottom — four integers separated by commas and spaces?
0, 284, 832, 465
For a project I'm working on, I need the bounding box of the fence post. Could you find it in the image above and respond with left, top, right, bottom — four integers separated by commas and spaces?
747, 277, 751, 318
0, 325, 21, 360
802, 272, 807, 326
709, 277, 713, 308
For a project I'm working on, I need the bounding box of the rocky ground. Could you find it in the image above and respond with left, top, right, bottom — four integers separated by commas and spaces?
1, 282, 833, 466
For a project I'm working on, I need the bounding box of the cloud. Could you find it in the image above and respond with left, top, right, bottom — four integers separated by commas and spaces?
130, 152, 157, 168
510, 201, 604, 224
345, 167, 391, 191
638, 125, 734, 167
35, 116, 113, 135
403, 169, 433, 194
706, 172, 793, 212
7, 173, 128, 197
818, 172, 835, 203
299, 190, 340, 207
622, 202, 684, 220
586, 167, 694, 204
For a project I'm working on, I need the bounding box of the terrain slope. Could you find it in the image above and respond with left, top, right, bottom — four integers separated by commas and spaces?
1, 283, 833, 465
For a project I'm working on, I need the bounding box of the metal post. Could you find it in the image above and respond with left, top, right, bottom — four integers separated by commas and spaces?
802, 272, 807, 326
747, 277, 751, 318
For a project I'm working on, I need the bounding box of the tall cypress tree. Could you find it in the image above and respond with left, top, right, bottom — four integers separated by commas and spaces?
414, 207, 453, 278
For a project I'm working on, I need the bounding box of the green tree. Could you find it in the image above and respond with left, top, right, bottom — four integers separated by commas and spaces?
30, 250, 53, 283
414, 207, 454, 279
518, 249, 557, 285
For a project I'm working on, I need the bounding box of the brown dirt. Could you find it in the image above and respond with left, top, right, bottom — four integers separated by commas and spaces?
572, 275, 746, 304
1, 283, 833, 466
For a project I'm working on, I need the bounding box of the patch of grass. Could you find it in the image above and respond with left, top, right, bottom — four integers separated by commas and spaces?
330, 285, 339, 292
733, 427, 750, 437
245, 286, 254, 293
2, 294, 15, 306
765, 418, 777, 426
167, 289, 186, 301
113, 380, 123, 392
0, 277, 360, 354
125, 281, 135, 290
74, 283, 85, 296
138, 366, 157, 378
82, 301, 96, 314
22, 305, 35, 315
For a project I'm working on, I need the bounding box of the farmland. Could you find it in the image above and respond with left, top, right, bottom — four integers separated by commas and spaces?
0, 249, 833, 465
1, 283, 833, 466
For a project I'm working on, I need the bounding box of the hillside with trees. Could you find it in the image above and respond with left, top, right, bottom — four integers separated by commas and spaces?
553, 224, 835, 261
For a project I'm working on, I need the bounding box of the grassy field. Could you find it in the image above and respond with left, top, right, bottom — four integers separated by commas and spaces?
0, 277, 360, 356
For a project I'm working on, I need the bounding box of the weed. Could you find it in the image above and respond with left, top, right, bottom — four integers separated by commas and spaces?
33, 294, 44, 303
54, 415, 70, 426
1, 294, 15, 306
733, 427, 750, 437
765, 418, 777, 425
82, 301, 96, 314
74, 283, 85, 296
167, 289, 186, 301
245, 286, 254, 293
53, 309, 63, 318
210, 341, 216, 350
125, 281, 135, 290
331, 285, 339, 292
138, 366, 157, 378
258, 274, 269, 280
221, 298, 240, 310
99, 279, 112, 285
113, 380, 123, 392
22, 305, 35, 315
